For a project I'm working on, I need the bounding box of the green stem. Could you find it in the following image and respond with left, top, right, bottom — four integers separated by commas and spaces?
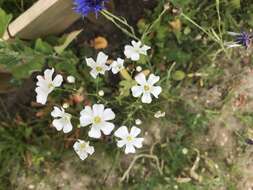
101, 10, 140, 41
141, 8, 167, 41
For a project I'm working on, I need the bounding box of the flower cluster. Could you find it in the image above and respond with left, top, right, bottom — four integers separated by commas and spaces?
35, 40, 162, 160
85, 40, 162, 104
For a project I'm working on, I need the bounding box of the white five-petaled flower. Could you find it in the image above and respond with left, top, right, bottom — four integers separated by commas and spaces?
80, 104, 115, 138
51, 106, 73, 133
124, 40, 151, 61
73, 139, 94, 160
85, 52, 110, 79
131, 73, 162, 104
35, 68, 63, 104
114, 126, 144, 154
110, 58, 124, 74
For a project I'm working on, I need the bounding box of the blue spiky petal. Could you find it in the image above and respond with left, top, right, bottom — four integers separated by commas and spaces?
73, 0, 108, 16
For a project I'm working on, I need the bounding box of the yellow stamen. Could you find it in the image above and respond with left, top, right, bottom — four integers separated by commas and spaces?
126, 136, 133, 142
48, 83, 54, 88
144, 85, 150, 91
96, 66, 102, 72
79, 143, 86, 150
93, 116, 102, 124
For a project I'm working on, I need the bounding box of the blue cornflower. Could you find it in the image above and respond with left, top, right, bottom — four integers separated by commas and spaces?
235, 32, 252, 48
73, 0, 108, 16
227, 31, 252, 49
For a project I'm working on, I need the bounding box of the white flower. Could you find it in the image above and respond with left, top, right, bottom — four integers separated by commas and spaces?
154, 111, 166, 118
114, 126, 144, 154
182, 148, 188, 155
73, 139, 94, 160
51, 106, 73, 133
110, 58, 124, 74
124, 40, 151, 61
80, 104, 115, 138
85, 52, 110, 79
35, 68, 63, 104
135, 119, 142, 125
136, 66, 142, 72
67, 75, 75, 83
131, 73, 162, 104
98, 90, 104, 97
62, 103, 69, 109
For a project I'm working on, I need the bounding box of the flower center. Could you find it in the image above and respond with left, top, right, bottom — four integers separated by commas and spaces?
144, 85, 150, 92
48, 83, 54, 89
96, 66, 103, 72
79, 143, 86, 150
93, 116, 102, 124
63, 115, 70, 122
126, 136, 133, 142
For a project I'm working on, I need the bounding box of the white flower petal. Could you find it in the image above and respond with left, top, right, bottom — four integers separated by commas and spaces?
142, 45, 151, 52
135, 73, 146, 85
80, 106, 93, 116
98, 64, 109, 75
44, 68, 54, 81
92, 104, 105, 116
114, 126, 129, 138
36, 76, 46, 86
36, 90, 49, 105
63, 121, 73, 133
131, 52, 140, 61
133, 138, 144, 148
131, 85, 143, 97
52, 118, 64, 131
151, 86, 162, 98
111, 67, 119, 74
51, 106, 64, 118
80, 106, 93, 127
103, 108, 115, 121
132, 40, 141, 47
86, 145, 95, 155
80, 116, 92, 127
125, 144, 136, 154
141, 93, 152, 104
100, 122, 114, 135
117, 140, 126, 148
79, 152, 88, 160
88, 125, 102, 138
130, 126, 141, 137
124, 45, 135, 58
86, 58, 96, 67
147, 74, 160, 85
96, 52, 108, 64
90, 69, 98, 79
52, 74, 63, 87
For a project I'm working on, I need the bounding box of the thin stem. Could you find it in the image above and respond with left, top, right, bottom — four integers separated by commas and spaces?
141, 8, 167, 41
101, 10, 139, 41
181, 12, 214, 40
102, 10, 136, 36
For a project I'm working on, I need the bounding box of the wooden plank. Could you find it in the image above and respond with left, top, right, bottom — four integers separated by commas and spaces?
3, 0, 81, 40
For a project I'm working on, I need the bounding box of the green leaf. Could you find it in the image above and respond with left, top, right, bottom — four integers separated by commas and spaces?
231, 0, 240, 9
54, 29, 83, 54
119, 79, 136, 98
0, 8, 12, 38
50, 51, 79, 76
34, 38, 53, 54
11, 56, 45, 79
